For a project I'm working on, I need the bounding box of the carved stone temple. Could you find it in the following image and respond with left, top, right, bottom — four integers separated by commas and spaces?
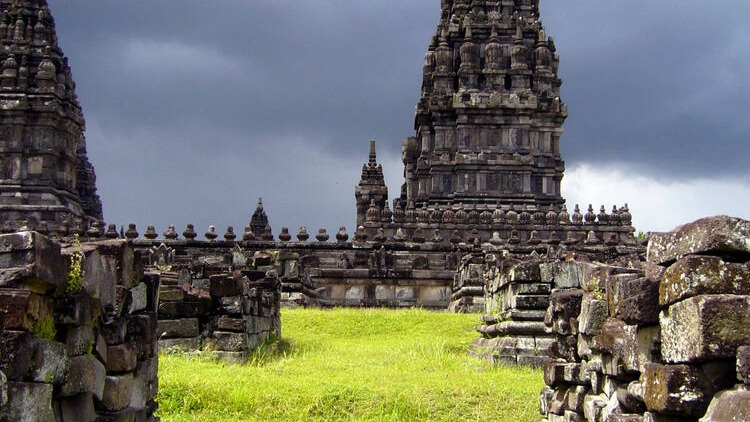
0, 0, 102, 234
0, 0, 639, 311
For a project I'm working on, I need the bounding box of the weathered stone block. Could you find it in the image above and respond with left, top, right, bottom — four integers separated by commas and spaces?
699, 388, 750, 422
55, 292, 97, 326
737, 345, 750, 384
510, 262, 541, 282
578, 294, 608, 336
617, 386, 646, 413
128, 314, 158, 359
158, 286, 185, 302
106, 342, 137, 373
6, 382, 54, 422
540, 386, 554, 415
65, 325, 95, 356
0, 330, 33, 380
130, 357, 158, 411
206, 331, 247, 352
566, 385, 588, 413
540, 262, 587, 289
0, 232, 64, 289
600, 393, 622, 422
158, 300, 204, 318
660, 255, 750, 307
209, 274, 242, 298
642, 363, 710, 417
101, 373, 134, 411
60, 355, 106, 400
217, 295, 244, 315
582, 394, 607, 422
158, 336, 200, 352
647, 215, 750, 265
128, 282, 148, 313
101, 319, 128, 345
545, 289, 584, 335
0, 370, 7, 408
0, 289, 49, 331
612, 277, 660, 325
216, 316, 245, 332
29, 338, 68, 384
157, 318, 199, 339
58, 393, 96, 422
661, 295, 750, 363
95, 408, 136, 422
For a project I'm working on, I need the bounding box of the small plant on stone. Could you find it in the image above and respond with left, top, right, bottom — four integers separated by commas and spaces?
66, 234, 85, 294
32, 315, 57, 341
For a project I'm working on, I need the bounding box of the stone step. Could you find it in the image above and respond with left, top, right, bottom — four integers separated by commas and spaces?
477, 320, 548, 336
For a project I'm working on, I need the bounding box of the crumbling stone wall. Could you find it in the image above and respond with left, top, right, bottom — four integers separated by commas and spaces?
540, 216, 750, 421
137, 242, 282, 362
465, 242, 642, 365
0, 232, 158, 422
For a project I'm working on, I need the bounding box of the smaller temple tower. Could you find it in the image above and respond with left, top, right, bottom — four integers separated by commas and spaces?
0, 0, 102, 232
249, 197, 270, 238
355, 140, 389, 228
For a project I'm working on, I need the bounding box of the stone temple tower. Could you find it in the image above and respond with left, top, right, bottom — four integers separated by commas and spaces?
0, 0, 102, 232
398, 0, 565, 213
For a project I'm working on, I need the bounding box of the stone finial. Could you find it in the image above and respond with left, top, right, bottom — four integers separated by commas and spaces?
442, 208, 455, 224
597, 205, 609, 224
393, 202, 405, 223
315, 228, 329, 242
572, 205, 583, 224
163, 225, 178, 240
467, 209, 480, 224
354, 226, 368, 242
105, 223, 119, 239
620, 204, 632, 225
480, 210, 493, 225
528, 230, 541, 245
262, 225, 274, 241
508, 230, 520, 244
546, 206, 559, 224
584, 204, 596, 224
519, 210, 531, 224
336, 226, 349, 243
144, 225, 158, 240
412, 228, 426, 244
183, 224, 197, 240
125, 223, 139, 239
369, 139, 377, 165
381, 202, 393, 223
533, 208, 546, 224
297, 226, 309, 242
584, 230, 599, 245
278, 227, 292, 242
558, 205, 570, 225
366, 199, 379, 223
431, 208, 444, 224
432, 229, 444, 243
224, 226, 237, 241
609, 205, 621, 224
87, 221, 103, 238
374, 228, 386, 243
489, 231, 503, 246
492, 207, 505, 224
204, 225, 218, 241
394, 228, 406, 242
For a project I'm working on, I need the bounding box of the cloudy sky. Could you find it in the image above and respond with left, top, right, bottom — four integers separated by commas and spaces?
50, 0, 750, 236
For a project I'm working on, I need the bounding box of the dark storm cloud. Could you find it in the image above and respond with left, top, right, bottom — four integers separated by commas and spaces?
45, 0, 749, 233
543, 0, 750, 177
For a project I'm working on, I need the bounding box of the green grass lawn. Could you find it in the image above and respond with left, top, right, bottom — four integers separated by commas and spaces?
157, 308, 543, 421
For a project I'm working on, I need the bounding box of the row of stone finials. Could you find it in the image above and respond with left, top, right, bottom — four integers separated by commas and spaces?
1, 220, 633, 247
366, 202, 633, 226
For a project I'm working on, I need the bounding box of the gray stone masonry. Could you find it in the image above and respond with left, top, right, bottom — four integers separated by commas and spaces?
539, 216, 750, 422
0, 232, 159, 421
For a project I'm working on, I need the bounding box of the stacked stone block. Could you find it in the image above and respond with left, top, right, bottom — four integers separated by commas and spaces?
469, 255, 555, 366
157, 266, 281, 363
540, 216, 750, 421
0, 231, 159, 422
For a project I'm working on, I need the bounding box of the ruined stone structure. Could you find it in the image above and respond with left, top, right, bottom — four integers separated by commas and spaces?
0, 1, 102, 234
352, 0, 631, 251
0, 232, 158, 421
534, 216, 750, 421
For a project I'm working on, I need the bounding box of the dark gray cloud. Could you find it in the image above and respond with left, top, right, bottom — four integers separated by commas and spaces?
47, 0, 750, 234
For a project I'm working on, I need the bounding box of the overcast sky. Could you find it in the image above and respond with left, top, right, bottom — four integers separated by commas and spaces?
49, 0, 750, 235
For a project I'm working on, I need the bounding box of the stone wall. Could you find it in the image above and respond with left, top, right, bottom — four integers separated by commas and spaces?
539, 216, 750, 421
0, 232, 158, 422
464, 241, 642, 365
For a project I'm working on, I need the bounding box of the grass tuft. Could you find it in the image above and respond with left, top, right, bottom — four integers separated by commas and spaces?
157, 308, 543, 421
